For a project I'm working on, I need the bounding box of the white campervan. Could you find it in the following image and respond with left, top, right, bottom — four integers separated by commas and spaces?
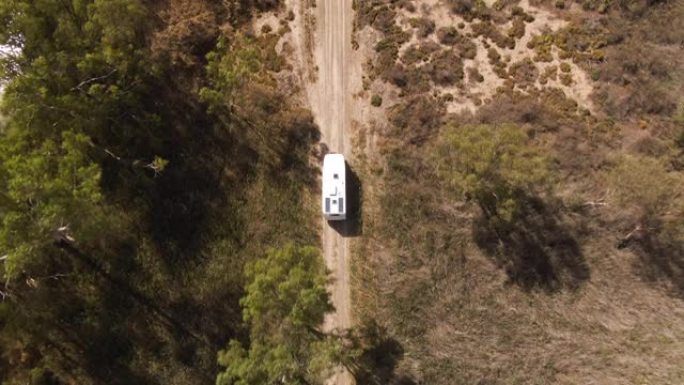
322, 153, 346, 221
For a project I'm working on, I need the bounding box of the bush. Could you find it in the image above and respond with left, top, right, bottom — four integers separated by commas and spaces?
437, 26, 462, 45
401, 41, 440, 65
429, 49, 464, 86
540, 65, 558, 84
508, 19, 526, 39
371, 94, 383, 107
467, 67, 485, 83
608, 154, 683, 221
409, 17, 436, 37
436, 26, 477, 58
508, 58, 539, 86
389, 96, 446, 144
472, 21, 515, 49
434, 124, 550, 222
446, 0, 475, 16
559, 73, 573, 86
487, 47, 501, 63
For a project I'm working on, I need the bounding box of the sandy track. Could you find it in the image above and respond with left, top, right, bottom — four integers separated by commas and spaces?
285, 0, 359, 382
307, 0, 356, 384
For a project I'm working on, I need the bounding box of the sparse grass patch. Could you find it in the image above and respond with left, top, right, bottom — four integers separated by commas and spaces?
559, 62, 571, 73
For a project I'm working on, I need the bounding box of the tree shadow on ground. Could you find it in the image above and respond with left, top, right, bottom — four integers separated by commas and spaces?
473, 195, 591, 292
620, 224, 684, 298
351, 321, 417, 385
328, 159, 363, 237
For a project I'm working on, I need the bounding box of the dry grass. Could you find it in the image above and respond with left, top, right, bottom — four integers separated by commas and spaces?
352, 136, 684, 384
350, 1, 684, 384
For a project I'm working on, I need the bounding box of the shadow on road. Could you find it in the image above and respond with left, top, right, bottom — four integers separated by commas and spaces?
328, 161, 362, 237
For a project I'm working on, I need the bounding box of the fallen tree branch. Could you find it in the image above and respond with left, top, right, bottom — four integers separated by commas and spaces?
584, 189, 610, 208
617, 225, 649, 249
583, 200, 607, 207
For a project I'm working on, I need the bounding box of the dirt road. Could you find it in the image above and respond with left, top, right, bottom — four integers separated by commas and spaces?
306, 0, 358, 384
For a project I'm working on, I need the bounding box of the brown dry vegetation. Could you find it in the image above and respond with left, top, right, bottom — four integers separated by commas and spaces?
351, 0, 684, 384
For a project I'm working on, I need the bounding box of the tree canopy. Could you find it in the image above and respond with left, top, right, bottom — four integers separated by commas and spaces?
0, 1, 326, 384
434, 124, 550, 223
217, 244, 343, 385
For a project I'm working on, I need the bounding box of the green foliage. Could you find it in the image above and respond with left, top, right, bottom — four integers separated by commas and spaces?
0, 0, 153, 285
608, 154, 683, 220
0, 130, 113, 278
0, 1, 322, 384
199, 34, 264, 111
217, 244, 342, 385
434, 124, 550, 223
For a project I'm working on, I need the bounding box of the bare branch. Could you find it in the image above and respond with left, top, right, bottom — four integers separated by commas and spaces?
617, 224, 653, 249
584, 189, 611, 208
36, 273, 70, 281
104, 148, 122, 161
583, 200, 607, 207
71, 69, 117, 92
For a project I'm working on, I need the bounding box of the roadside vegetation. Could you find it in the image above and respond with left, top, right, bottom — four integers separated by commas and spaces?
0, 1, 345, 384
2, 0, 683, 384
353, 0, 684, 383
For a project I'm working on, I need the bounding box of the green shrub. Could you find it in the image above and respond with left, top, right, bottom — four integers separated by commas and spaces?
434, 124, 550, 222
